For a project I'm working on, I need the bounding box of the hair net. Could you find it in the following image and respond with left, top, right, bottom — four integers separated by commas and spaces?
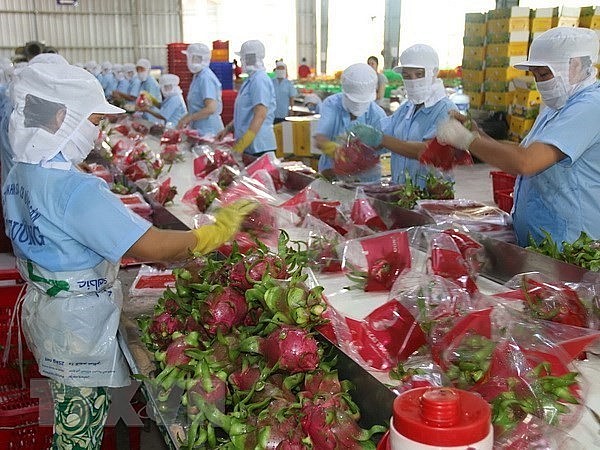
276, 61, 287, 69
123, 63, 135, 73
182, 43, 211, 58
84, 60, 98, 72
101, 61, 112, 71
515, 27, 599, 102
159, 73, 180, 87
184, 43, 211, 73
236, 40, 266, 73
136, 58, 151, 70
29, 53, 69, 65
341, 63, 377, 103
395, 44, 439, 76
112, 63, 122, 72
9, 63, 124, 167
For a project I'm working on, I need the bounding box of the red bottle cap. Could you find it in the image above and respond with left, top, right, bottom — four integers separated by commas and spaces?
393, 387, 491, 447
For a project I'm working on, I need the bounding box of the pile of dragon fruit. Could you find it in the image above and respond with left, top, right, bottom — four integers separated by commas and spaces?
138, 233, 386, 449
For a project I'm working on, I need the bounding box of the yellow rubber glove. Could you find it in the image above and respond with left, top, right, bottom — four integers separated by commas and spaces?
192, 200, 258, 254
320, 140, 339, 157
232, 130, 256, 153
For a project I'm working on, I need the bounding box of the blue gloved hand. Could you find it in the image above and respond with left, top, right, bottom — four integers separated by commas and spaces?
348, 123, 384, 148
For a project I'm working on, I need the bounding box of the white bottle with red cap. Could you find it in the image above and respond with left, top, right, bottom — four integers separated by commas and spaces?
389, 387, 493, 450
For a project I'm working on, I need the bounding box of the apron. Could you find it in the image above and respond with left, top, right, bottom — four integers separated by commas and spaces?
18, 258, 130, 388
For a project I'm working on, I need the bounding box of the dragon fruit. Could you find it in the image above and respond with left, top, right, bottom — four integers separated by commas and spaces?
144, 311, 184, 351
261, 326, 320, 373
200, 287, 249, 335
229, 253, 288, 291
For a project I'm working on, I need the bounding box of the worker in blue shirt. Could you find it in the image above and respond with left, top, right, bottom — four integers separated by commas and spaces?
272, 61, 297, 123
314, 63, 386, 182
350, 44, 456, 187
218, 40, 276, 159
437, 27, 600, 248
177, 43, 224, 136
3, 63, 255, 449
140, 73, 187, 126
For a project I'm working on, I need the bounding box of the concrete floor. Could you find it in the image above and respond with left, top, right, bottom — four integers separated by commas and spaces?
118, 161, 498, 450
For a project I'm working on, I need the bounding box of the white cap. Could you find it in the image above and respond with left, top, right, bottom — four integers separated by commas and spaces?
236, 40, 266, 59
276, 61, 287, 69
123, 63, 135, 73
182, 43, 211, 57
9, 63, 124, 165
159, 73, 180, 87
136, 58, 151, 70
514, 27, 599, 70
112, 63, 123, 72
341, 63, 377, 103
101, 60, 112, 70
394, 44, 439, 73
84, 60, 97, 71
29, 53, 69, 65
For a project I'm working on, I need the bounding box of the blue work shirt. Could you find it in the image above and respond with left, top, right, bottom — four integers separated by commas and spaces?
103, 73, 117, 99
0, 86, 14, 185
315, 93, 386, 182
233, 70, 276, 154
158, 94, 187, 127
116, 78, 129, 94
381, 98, 456, 186
512, 82, 600, 248
127, 77, 142, 97
272, 78, 297, 119
187, 68, 224, 136
2, 158, 151, 272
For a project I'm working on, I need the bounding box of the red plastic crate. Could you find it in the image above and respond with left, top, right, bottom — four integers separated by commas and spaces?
496, 189, 514, 213
490, 171, 516, 203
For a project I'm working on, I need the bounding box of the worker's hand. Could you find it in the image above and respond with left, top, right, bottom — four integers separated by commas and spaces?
436, 118, 477, 151
192, 199, 259, 254
320, 140, 339, 157
232, 130, 256, 153
348, 123, 383, 148
177, 115, 192, 129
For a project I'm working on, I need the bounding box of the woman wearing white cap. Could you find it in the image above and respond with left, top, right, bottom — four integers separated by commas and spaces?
437, 27, 600, 248
3, 63, 256, 449
141, 73, 187, 126
272, 61, 298, 123
350, 44, 457, 187
177, 43, 224, 136
314, 62, 386, 182
218, 39, 276, 159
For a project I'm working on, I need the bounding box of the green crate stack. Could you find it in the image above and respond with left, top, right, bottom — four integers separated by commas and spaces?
462, 12, 487, 109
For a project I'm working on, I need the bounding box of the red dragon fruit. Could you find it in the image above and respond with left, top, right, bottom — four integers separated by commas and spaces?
261, 326, 320, 374
229, 365, 261, 391
229, 253, 288, 291
333, 139, 379, 176
160, 129, 182, 145
200, 286, 249, 335
242, 205, 277, 238
195, 184, 220, 213
146, 311, 184, 350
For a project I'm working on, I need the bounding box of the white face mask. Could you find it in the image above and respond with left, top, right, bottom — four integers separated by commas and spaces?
61, 119, 99, 165
342, 95, 369, 117
403, 78, 432, 105
115, 72, 125, 81
188, 62, 203, 74
161, 85, 177, 98
138, 71, 148, 82
275, 69, 286, 79
536, 76, 568, 110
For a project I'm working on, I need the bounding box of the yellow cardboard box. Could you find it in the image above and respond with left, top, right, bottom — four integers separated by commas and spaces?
553, 16, 579, 27
530, 17, 553, 32
486, 42, 529, 57
462, 69, 485, 84
463, 46, 485, 60
466, 91, 485, 108
465, 22, 486, 36
485, 67, 525, 82
462, 57, 485, 70
486, 91, 515, 107
487, 17, 530, 34
512, 88, 540, 108
509, 115, 535, 137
